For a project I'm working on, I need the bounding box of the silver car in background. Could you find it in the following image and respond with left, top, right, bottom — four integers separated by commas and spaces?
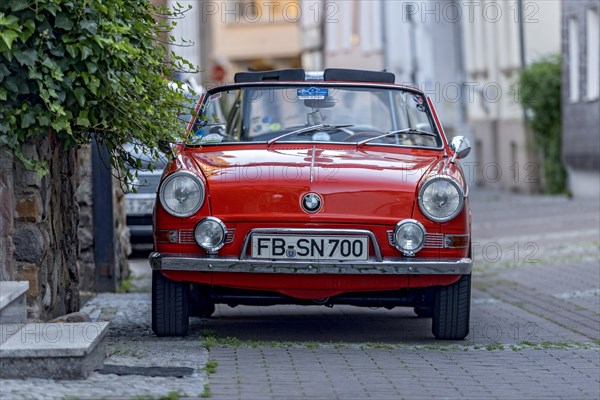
124, 145, 168, 246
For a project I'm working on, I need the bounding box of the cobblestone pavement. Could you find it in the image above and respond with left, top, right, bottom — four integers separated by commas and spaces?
0, 190, 598, 399
202, 190, 600, 400
0, 290, 209, 399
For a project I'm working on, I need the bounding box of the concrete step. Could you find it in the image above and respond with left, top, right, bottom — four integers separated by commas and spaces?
0, 281, 29, 325
0, 322, 110, 379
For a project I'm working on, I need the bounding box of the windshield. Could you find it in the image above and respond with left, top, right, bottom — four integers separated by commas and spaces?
192, 85, 441, 148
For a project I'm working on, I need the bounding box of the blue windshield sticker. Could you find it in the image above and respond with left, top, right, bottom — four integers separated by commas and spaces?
297, 87, 329, 100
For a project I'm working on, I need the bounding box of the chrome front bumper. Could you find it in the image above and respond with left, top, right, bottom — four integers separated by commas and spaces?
149, 252, 472, 275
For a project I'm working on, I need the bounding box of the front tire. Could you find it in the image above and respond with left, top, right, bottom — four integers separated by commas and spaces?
432, 274, 471, 340
152, 271, 189, 336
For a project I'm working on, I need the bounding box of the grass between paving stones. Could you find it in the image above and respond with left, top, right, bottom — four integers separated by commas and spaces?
200, 384, 212, 398
204, 360, 218, 374
117, 273, 146, 293
130, 391, 188, 400
199, 329, 599, 352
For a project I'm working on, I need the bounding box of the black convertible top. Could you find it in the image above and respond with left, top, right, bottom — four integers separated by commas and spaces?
234, 68, 395, 84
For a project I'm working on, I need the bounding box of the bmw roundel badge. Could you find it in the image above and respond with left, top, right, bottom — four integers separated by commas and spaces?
302, 193, 322, 213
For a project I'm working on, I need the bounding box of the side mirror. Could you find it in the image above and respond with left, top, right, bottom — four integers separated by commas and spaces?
449, 136, 471, 162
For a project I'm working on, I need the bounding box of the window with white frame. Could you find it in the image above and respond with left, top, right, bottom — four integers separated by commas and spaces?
586, 8, 599, 100
568, 17, 580, 103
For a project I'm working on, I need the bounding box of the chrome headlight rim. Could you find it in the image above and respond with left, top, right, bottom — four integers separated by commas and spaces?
393, 219, 427, 256
418, 175, 465, 223
194, 216, 227, 253
159, 170, 205, 218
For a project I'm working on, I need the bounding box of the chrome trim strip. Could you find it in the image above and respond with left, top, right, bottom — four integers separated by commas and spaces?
149, 252, 472, 275
239, 228, 383, 262
388, 231, 445, 249
310, 145, 315, 183
225, 229, 236, 244
179, 228, 236, 245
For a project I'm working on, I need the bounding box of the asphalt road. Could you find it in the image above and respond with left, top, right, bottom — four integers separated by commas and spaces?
1, 189, 598, 399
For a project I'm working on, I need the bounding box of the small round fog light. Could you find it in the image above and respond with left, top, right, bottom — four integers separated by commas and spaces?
394, 219, 426, 256
194, 217, 226, 253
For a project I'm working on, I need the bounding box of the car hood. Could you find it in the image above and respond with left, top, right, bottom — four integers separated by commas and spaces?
191, 146, 441, 224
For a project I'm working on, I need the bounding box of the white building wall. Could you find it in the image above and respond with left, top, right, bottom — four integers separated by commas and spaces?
460, 0, 560, 192
324, 0, 384, 71
167, 0, 202, 84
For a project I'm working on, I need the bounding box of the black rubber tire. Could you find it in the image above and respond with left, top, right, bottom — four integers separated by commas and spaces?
152, 271, 189, 337
432, 274, 471, 340
414, 306, 434, 318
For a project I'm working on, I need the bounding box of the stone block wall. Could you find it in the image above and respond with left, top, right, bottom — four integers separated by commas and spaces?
0, 136, 80, 319
0, 137, 130, 320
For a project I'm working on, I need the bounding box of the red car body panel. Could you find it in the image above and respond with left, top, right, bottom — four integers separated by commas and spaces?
153, 81, 470, 301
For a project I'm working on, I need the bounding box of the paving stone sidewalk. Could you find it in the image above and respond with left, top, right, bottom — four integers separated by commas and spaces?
0, 291, 209, 399
207, 346, 600, 400
1, 190, 598, 400
201, 191, 600, 400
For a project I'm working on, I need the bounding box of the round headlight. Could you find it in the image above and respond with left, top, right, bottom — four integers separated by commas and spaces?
194, 217, 226, 253
418, 176, 464, 222
394, 219, 426, 256
159, 171, 205, 217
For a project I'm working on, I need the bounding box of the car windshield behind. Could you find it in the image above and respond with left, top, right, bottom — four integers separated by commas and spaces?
192, 85, 441, 148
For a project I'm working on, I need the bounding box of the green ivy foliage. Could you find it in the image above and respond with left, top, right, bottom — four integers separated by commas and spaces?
517, 55, 566, 194
0, 0, 197, 176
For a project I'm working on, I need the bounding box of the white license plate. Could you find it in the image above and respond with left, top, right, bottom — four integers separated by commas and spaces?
126, 198, 155, 215
251, 235, 369, 261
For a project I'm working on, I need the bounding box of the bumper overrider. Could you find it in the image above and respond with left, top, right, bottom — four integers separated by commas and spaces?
149, 253, 472, 275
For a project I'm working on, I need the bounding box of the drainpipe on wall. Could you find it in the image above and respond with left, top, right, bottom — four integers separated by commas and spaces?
517, 0, 541, 192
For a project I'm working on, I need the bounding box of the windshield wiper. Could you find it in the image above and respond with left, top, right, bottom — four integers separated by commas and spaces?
267, 124, 353, 147
357, 128, 437, 148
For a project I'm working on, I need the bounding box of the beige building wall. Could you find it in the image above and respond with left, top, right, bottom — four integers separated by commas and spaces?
461, 0, 560, 192
324, 1, 385, 71
202, 0, 303, 83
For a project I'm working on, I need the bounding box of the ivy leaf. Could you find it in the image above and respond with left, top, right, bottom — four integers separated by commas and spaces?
9, 0, 29, 12
0, 64, 9, 82
1, 30, 19, 49
20, 110, 36, 129
0, 15, 20, 30
55, 13, 74, 30
13, 49, 38, 67
38, 114, 50, 127
80, 46, 93, 60
77, 114, 91, 127
4, 76, 19, 93
51, 116, 71, 133
0, 87, 7, 101
86, 61, 98, 73
73, 87, 86, 107
65, 44, 78, 58
80, 19, 98, 35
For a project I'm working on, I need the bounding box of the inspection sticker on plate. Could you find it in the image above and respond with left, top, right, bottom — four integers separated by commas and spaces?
298, 87, 329, 100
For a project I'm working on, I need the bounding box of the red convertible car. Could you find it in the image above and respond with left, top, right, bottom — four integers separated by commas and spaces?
150, 69, 472, 339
